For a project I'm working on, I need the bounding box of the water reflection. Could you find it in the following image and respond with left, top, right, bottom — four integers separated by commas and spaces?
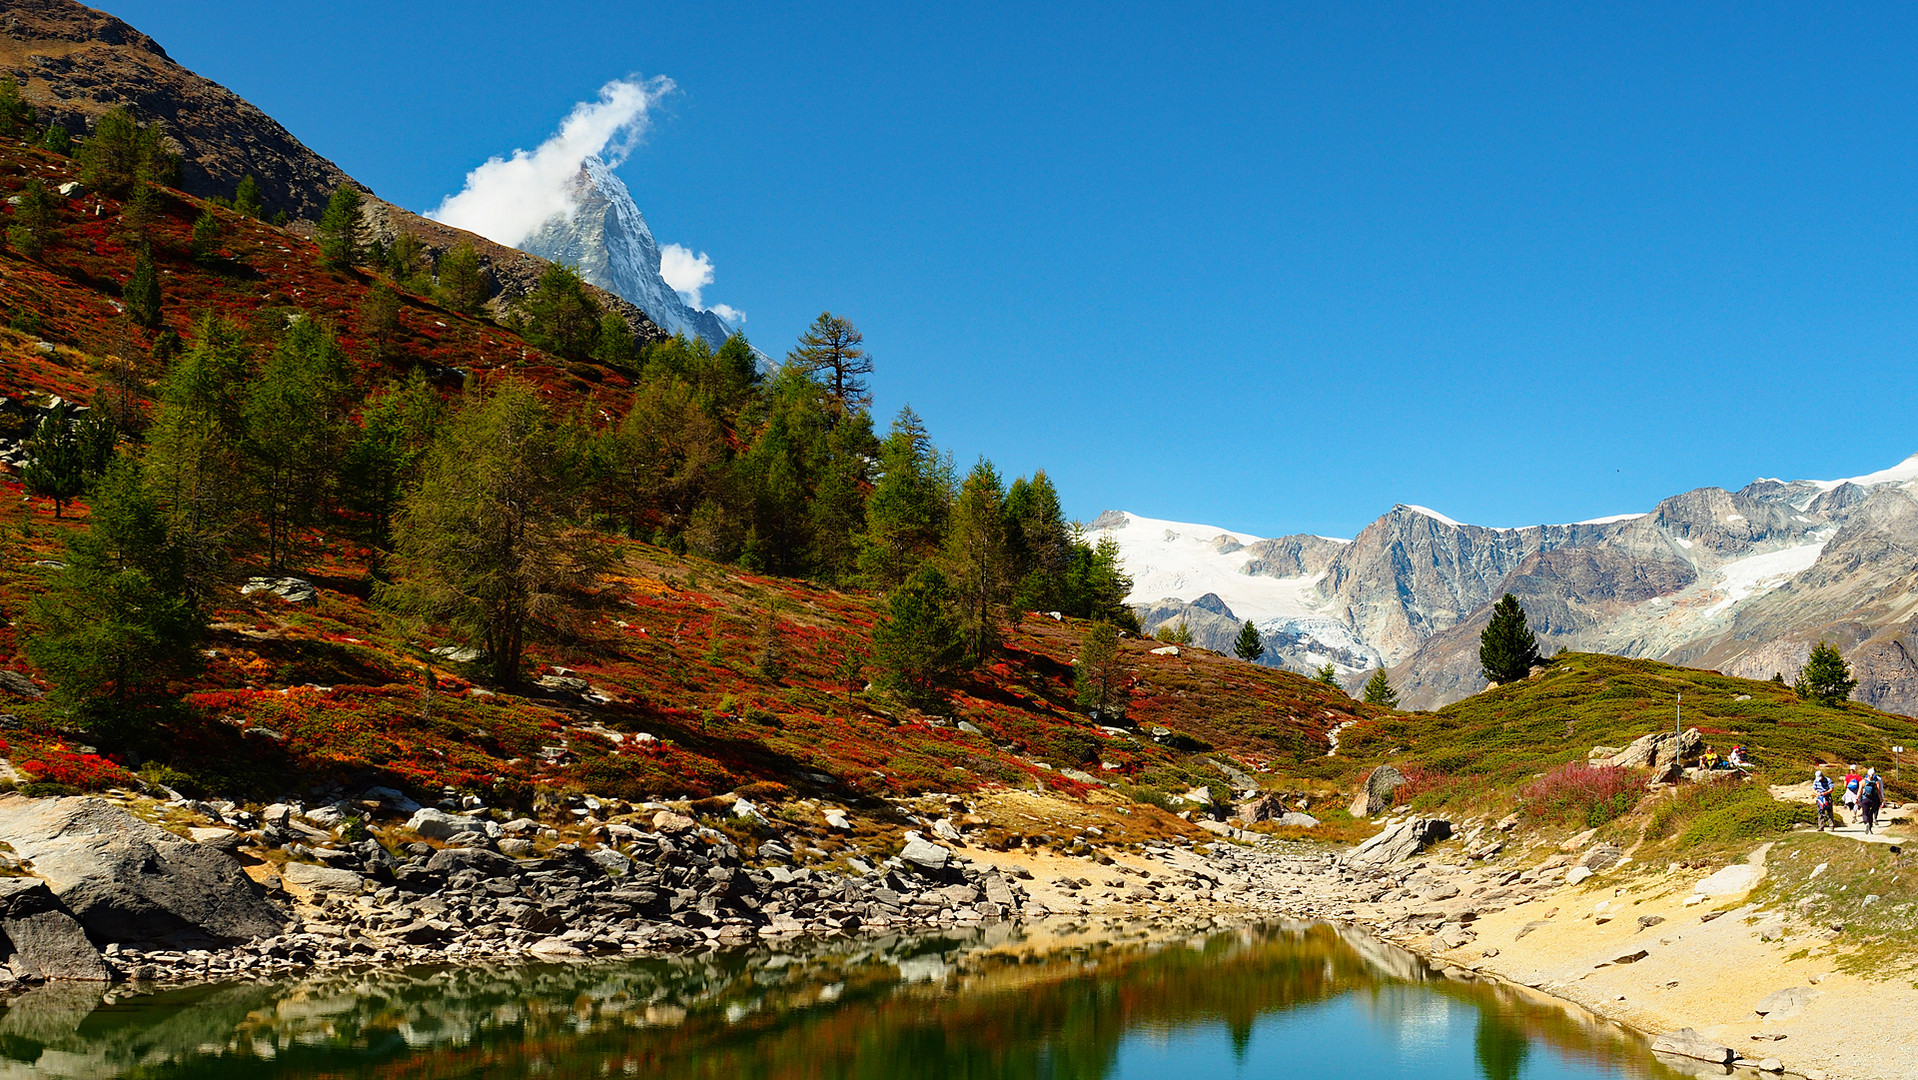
0, 920, 1686, 1080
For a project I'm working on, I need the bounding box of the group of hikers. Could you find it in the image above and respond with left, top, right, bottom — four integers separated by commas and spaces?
1812, 765, 1890, 833
1699, 744, 1752, 771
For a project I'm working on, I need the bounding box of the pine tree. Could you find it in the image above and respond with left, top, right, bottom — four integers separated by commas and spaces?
316, 184, 365, 269
1075, 620, 1126, 719
522, 263, 600, 357
1232, 619, 1265, 662
1005, 471, 1072, 611
806, 410, 877, 582
592, 311, 637, 370
190, 206, 223, 262
358, 280, 402, 359
341, 373, 442, 550
856, 406, 950, 587
244, 319, 353, 570
589, 378, 723, 541
436, 241, 486, 314
232, 175, 264, 219
143, 315, 252, 605
76, 108, 177, 196
1794, 641, 1857, 705
943, 458, 1008, 660
39, 124, 70, 157
1315, 663, 1340, 686
0, 80, 34, 138
871, 565, 964, 705
1479, 593, 1542, 684
382, 379, 596, 685
7, 178, 57, 257
1361, 668, 1399, 707
787, 312, 872, 421
20, 404, 115, 519
123, 246, 162, 329
25, 458, 201, 711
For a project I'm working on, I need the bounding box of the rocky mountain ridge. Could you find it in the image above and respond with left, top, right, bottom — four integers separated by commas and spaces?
520, 156, 736, 350
1112, 454, 1918, 713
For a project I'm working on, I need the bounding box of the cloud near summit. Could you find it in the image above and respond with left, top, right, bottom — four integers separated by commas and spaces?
427, 76, 675, 247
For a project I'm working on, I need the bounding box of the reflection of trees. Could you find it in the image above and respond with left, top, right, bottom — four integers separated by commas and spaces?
0, 922, 1690, 1080
1475, 1012, 1532, 1080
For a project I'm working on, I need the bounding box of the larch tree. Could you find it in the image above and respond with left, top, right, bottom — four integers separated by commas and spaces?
382, 379, 597, 686
143, 315, 252, 604
942, 458, 1009, 661
1479, 593, 1542, 684
316, 184, 365, 269
1795, 641, 1858, 705
787, 312, 872, 421
1075, 620, 1127, 720
1314, 662, 1340, 686
244, 319, 353, 570
436, 241, 487, 315
856, 406, 951, 588
871, 565, 964, 705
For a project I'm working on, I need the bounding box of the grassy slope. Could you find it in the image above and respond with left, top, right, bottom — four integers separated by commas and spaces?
0, 134, 1383, 827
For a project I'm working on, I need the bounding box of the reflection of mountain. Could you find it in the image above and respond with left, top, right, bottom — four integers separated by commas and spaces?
13, 921, 1682, 1080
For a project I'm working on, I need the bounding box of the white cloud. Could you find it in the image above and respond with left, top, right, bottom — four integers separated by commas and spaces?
660, 243, 744, 322
659, 243, 714, 306
427, 75, 675, 246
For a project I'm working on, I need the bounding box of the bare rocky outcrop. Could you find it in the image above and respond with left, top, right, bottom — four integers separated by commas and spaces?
1348, 766, 1406, 819
0, 796, 285, 947
1344, 818, 1451, 869
0, 878, 106, 981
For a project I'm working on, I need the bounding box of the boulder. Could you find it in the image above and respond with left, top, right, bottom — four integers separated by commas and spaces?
1565, 866, 1594, 886
1349, 765, 1407, 818
1235, 794, 1286, 824
405, 808, 494, 840
1606, 729, 1702, 771
652, 810, 695, 833
0, 878, 106, 981
1579, 843, 1625, 871
0, 796, 285, 946
425, 847, 518, 878
1651, 1028, 1733, 1065
1345, 818, 1451, 868
900, 838, 951, 872
278, 862, 365, 903
1694, 863, 1763, 897
1753, 986, 1820, 1020
1275, 812, 1321, 829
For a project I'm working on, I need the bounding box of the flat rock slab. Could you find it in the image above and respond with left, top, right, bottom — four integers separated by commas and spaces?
278, 863, 365, 903
1753, 986, 1820, 1020
1694, 864, 1763, 897
0, 795, 285, 945
1652, 1028, 1733, 1064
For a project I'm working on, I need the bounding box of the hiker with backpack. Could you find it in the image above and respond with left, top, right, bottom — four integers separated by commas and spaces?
1813, 769, 1837, 832
1843, 765, 1864, 822
1860, 768, 1887, 834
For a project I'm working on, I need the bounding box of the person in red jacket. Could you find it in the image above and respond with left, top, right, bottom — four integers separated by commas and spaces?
1842, 766, 1864, 824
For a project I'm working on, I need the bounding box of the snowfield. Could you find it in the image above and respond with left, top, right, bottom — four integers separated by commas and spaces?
1700, 538, 1829, 617
1093, 512, 1333, 623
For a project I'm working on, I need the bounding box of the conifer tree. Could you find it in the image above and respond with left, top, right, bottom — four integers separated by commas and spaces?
522, 263, 600, 357
436, 241, 486, 314
0, 80, 34, 137
943, 458, 1008, 660
589, 378, 722, 540
123, 246, 162, 329
143, 315, 252, 604
76, 108, 177, 196
358, 280, 402, 359
21, 404, 115, 519
787, 312, 872, 421
39, 124, 69, 157
1075, 620, 1126, 719
1361, 668, 1399, 708
592, 311, 637, 370
1794, 641, 1857, 705
342, 373, 442, 551
26, 458, 201, 711
871, 565, 964, 705
1233, 619, 1265, 662
190, 206, 223, 262
244, 319, 353, 569
1315, 663, 1340, 686
383, 379, 595, 685
856, 406, 950, 587
1005, 471, 1073, 610
1479, 594, 1541, 683
7, 178, 56, 257
316, 184, 365, 269
232, 175, 264, 219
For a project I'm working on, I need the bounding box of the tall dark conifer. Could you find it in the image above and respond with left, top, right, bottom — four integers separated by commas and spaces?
1479, 593, 1541, 684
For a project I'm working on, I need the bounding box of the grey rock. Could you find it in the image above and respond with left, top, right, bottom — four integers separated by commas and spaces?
1275, 812, 1321, 829
1579, 842, 1625, 871
900, 838, 950, 872
1345, 818, 1451, 868
1753, 986, 1820, 1020
931, 818, 963, 843
406, 808, 493, 841
424, 847, 518, 878
1349, 766, 1406, 818
0, 878, 105, 981
279, 862, 364, 900
239, 576, 316, 603
0, 796, 285, 945
1651, 1028, 1733, 1065
1565, 866, 1594, 886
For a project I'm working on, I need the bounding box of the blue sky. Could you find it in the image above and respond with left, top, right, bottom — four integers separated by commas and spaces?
114, 1, 1918, 538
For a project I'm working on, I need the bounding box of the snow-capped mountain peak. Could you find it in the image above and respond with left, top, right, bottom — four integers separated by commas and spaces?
519, 156, 737, 349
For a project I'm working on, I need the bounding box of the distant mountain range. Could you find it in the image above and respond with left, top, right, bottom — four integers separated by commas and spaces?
1104, 453, 1918, 714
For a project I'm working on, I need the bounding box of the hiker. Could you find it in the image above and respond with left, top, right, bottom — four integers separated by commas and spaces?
1701, 746, 1720, 770
1813, 769, 1836, 831
1729, 745, 1750, 770
1844, 765, 1864, 821
1860, 768, 1886, 834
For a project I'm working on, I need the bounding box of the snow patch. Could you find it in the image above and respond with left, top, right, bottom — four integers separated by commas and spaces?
1400, 505, 1463, 527
1809, 452, 1918, 492
1701, 539, 1829, 617
1098, 512, 1323, 623
1574, 512, 1647, 526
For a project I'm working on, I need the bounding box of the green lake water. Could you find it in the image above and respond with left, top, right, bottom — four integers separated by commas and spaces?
0, 920, 1692, 1079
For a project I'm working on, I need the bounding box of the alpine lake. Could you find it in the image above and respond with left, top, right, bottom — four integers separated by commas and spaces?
0, 918, 1697, 1080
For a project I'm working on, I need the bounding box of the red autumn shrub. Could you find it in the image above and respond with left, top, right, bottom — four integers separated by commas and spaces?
1521, 761, 1645, 828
